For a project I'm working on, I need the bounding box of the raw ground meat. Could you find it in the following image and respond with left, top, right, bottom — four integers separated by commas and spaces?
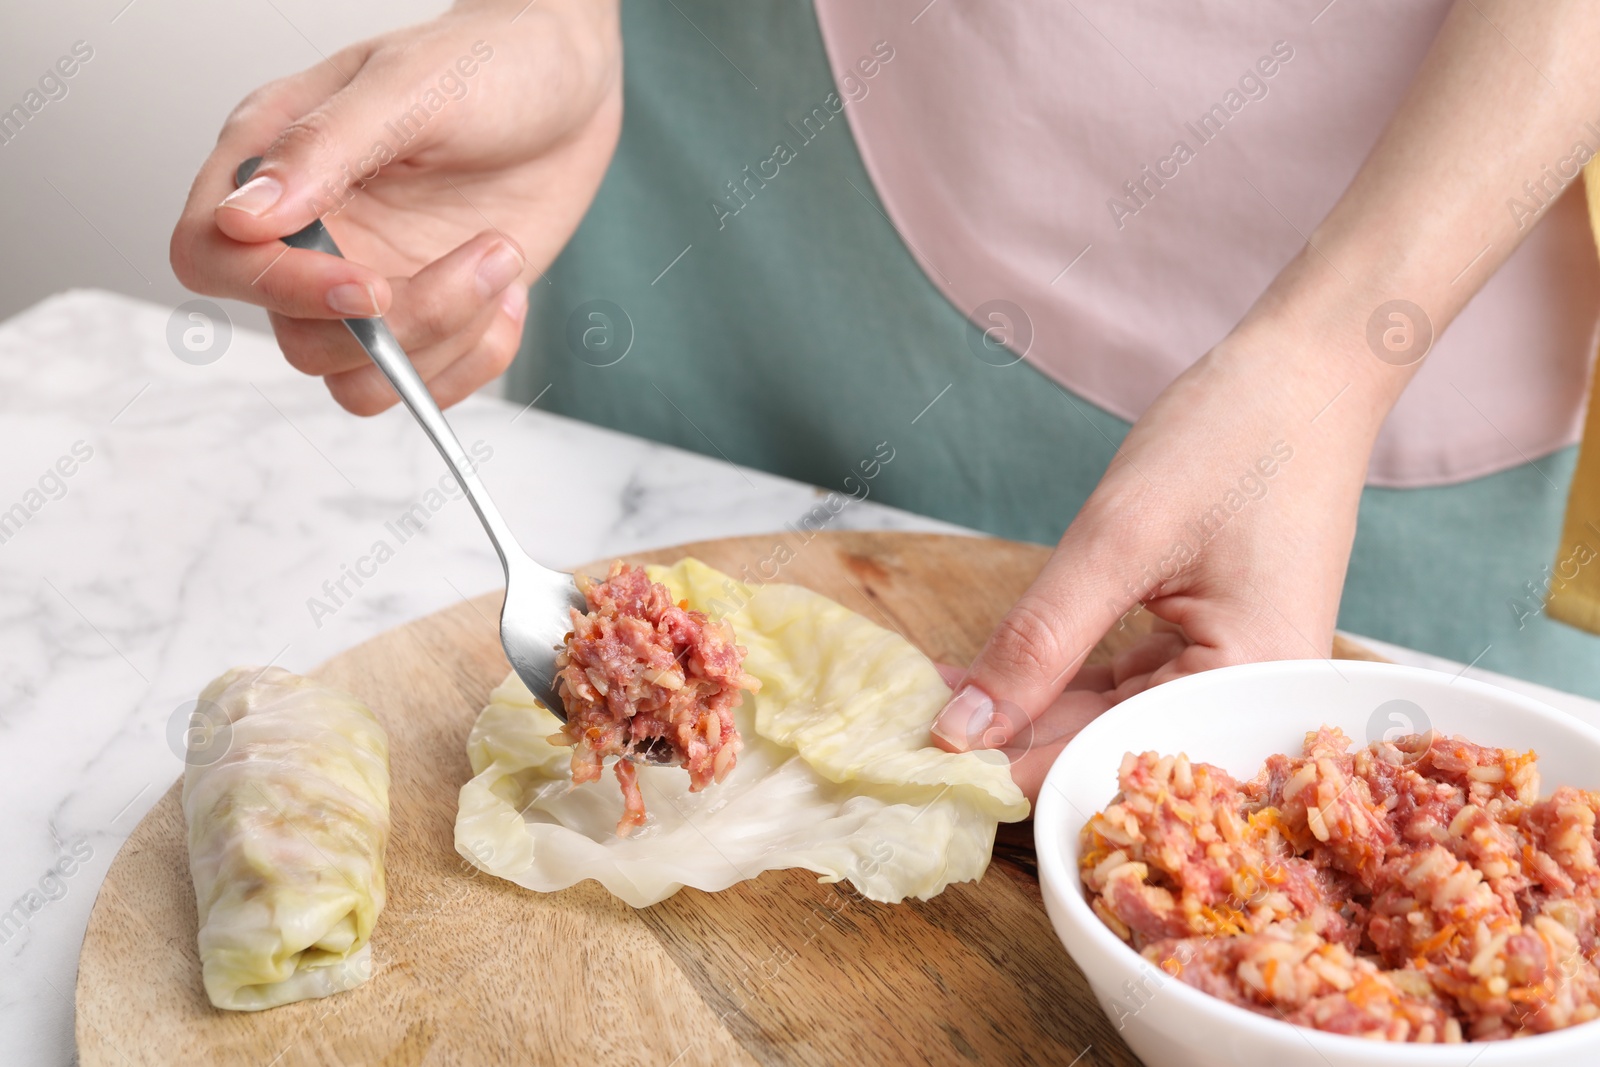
554, 562, 758, 835
1080, 726, 1600, 1042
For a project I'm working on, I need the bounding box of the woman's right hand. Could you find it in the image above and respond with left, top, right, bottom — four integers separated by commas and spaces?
170, 0, 622, 414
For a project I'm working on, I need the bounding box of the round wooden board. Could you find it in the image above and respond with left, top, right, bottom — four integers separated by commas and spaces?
76, 531, 1384, 1066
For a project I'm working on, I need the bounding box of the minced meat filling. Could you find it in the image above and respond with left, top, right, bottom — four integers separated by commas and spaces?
1081, 727, 1600, 1042
554, 562, 758, 835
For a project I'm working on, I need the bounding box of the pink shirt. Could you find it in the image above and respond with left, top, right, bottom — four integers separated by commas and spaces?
815, 0, 1600, 487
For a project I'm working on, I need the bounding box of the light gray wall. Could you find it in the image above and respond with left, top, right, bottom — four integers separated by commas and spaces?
0, 0, 451, 331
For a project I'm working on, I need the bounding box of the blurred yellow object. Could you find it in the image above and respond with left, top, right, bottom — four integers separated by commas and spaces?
1545, 160, 1600, 634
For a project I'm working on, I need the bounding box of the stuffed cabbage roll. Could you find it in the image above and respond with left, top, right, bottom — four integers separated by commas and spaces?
182, 666, 390, 1011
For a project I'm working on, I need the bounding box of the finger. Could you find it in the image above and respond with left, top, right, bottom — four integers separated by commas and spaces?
323, 281, 527, 415
268, 231, 523, 377
931, 528, 1136, 752
175, 64, 352, 247
1111, 671, 1158, 704
420, 286, 529, 408
1129, 590, 1297, 695
1141, 641, 1237, 692
1148, 616, 1186, 636
1065, 661, 1114, 692
1113, 602, 1264, 699
268, 312, 371, 377
1110, 631, 1187, 688
386, 232, 526, 351
203, 244, 389, 320
270, 288, 496, 380
176, 145, 391, 318
1002, 689, 1115, 802
1107, 631, 1194, 704
171, 57, 392, 318
932, 659, 1108, 714
213, 48, 406, 245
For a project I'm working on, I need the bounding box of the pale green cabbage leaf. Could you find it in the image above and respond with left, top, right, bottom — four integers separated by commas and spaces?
454, 558, 1028, 908
182, 666, 390, 1011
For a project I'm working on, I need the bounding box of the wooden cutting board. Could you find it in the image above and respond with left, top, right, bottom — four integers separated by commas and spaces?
76, 531, 1383, 1066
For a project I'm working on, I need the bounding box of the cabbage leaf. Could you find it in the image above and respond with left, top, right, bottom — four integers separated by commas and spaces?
454, 558, 1028, 907
183, 666, 390, 1010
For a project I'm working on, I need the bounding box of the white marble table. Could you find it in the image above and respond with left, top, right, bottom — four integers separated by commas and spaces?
3, 291, 1597, 1065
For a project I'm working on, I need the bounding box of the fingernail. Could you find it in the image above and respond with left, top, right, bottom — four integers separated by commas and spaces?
500, 281, 528, 319
931, 685, 995, 752
327, 282, 380, 317
219, 174, 283, 216
475, 242, 524, 299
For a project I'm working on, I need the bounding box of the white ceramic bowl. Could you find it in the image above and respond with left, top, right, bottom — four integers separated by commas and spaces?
1034, 660, 1600, 1067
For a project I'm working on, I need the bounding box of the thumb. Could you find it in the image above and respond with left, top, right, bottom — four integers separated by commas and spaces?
931, 537, 1137, 753
214, 69, 395, 243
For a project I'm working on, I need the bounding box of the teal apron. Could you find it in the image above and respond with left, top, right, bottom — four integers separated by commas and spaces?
508, 0, 1599, 699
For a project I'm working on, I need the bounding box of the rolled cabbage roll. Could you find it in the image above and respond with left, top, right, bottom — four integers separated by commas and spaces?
182, 666, 390, 1011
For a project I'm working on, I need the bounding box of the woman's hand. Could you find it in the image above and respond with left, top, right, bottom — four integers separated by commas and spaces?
933, 316, 1383, 802
170, 0, 622, 414
932, 0, 1600, 803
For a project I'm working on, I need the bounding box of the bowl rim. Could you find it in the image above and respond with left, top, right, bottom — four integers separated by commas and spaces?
1034, 658, 1600, 1058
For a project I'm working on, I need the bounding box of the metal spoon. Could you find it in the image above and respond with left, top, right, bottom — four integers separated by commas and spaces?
234, 157, 669, 762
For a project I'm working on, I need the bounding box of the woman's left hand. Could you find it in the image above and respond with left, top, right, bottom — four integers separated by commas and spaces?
931, 314, 1384, 802
928, 0, 1600, 804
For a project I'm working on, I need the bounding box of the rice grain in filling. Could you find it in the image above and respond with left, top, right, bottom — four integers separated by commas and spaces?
1080, 727, 1600, 1042
553, 562, 758, 835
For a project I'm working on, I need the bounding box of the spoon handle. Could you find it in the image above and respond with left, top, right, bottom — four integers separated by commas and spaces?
235, 157, 524, 577
348, 317, 523, 573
